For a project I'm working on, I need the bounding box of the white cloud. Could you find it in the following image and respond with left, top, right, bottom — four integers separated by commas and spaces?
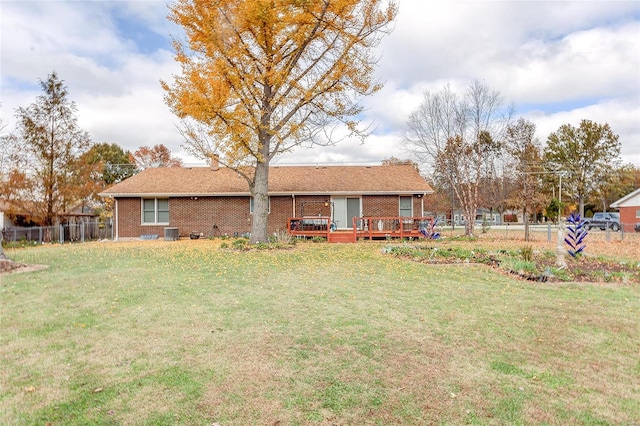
500, 23, 640, 104
1, 0, 639, 168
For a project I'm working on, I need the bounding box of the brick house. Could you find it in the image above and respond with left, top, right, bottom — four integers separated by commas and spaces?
99, 164, 434, 240
610, 188, 640, 232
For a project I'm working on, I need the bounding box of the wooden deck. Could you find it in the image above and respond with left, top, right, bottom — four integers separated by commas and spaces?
287, 216, 438, 243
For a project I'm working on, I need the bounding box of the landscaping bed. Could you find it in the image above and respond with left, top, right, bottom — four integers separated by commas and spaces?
383, 241, 640, 284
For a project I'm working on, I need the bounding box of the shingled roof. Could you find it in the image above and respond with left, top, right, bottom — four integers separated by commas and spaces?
99, 164, 433, 197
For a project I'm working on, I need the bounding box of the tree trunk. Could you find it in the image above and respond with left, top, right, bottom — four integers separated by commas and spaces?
462, 203, 476, 236
250, 161, 270, 244
460, 181, 477, 237
0, 242, 7, 260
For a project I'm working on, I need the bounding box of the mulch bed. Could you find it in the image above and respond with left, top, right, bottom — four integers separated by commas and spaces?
0, 259, 22, 273
0, 259, 47, 275
531, 255, 640, 284
415, 252, 640, 284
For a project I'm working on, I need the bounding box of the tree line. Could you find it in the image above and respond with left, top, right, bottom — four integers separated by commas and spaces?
3, 72, 635, 239
0, 72, 182, 227
403, 81, 637, 236
1, 0, 637, 243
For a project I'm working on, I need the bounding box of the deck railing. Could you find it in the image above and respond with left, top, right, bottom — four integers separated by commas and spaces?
287, 216, 437, 241
355, 216, 436, 240
287, 216, 333, 238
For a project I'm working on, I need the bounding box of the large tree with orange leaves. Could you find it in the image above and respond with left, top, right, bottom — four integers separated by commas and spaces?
129, 144, 183, 170
162, 0, 397, 243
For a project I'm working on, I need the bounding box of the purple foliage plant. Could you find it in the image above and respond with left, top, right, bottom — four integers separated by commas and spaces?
420, 218, 440, 240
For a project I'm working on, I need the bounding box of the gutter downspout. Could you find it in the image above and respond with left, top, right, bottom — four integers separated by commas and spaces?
292, 194, 296, 218
114, 198, 118, 240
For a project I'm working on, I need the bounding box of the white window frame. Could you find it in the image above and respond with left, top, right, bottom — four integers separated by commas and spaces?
636, 209, 640, 219
142, 198, 169, 225
399, 195, 413, 218
250, 196, 271, 214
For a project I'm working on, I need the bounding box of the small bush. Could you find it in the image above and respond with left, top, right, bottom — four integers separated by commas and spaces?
3, 239, 39, 249
270, 230, 293, 245
550, 267, 570, 281
520, 246, 534, 262
232, 238, 249, 249
503, 259, 538, 275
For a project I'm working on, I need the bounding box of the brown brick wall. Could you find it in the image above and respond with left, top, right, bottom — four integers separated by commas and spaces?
363, 195, 396, 217
269, 196, 295, 234
115, 194, 428, 239
619, 206, 638, 232
170, 196, 253, 237
115, 196, 296, 239
295, 196, 332, 217
363, 195, 424, 217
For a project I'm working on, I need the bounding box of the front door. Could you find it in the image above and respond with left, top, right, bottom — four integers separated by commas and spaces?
333, 197, 361, 229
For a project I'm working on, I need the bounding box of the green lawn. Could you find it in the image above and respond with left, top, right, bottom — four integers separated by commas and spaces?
1, 240, 639, 425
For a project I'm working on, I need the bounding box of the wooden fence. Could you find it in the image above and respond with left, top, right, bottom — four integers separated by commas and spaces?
1, 220, 113, 244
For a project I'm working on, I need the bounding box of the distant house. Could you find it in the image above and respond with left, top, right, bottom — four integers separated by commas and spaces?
0, 199, 98, 228
610, 188, 640, 232
0, 199, 102, 242
452, 208, 503, 226
99, 164, 434, 240
0, 201, 14, 230
0, 200, 38, 230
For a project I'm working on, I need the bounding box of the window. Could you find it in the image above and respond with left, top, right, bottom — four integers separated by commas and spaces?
399, 196, 413, 217
636, 209, 640, 219
142, 198, 169, 224
250, 196, 270, 214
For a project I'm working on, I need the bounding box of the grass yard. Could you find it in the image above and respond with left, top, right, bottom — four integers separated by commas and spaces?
1, 238, 639, 425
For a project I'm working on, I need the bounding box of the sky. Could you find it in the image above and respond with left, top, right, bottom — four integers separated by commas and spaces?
1, 0, 639, 168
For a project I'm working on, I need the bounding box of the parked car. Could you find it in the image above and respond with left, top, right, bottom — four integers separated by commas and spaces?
583, 212, 621, 232
635, 223, 640, 233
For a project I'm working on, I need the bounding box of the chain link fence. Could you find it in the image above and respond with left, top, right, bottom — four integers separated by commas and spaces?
436, 222, 639, 243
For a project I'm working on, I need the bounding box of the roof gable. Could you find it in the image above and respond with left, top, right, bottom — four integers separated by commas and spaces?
610, 187, 640, 208
99, 165, 433, 197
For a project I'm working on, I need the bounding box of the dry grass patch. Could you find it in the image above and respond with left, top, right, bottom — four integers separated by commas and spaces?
1, 239, 639, 425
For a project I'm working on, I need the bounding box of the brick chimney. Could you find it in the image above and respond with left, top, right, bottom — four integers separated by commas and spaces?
210, 154, 219, 171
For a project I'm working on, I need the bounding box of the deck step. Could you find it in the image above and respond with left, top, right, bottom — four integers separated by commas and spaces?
328, 232, 356, 243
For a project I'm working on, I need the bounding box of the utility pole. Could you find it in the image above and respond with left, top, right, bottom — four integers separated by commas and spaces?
524, 178, 529, 241
558, 173, 563, 223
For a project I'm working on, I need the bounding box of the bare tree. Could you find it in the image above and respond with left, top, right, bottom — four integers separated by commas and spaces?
503, 118, 546, 239
404, 81, 513, 236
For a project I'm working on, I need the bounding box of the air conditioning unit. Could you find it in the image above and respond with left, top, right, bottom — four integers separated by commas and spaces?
164, 227, 179, 241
